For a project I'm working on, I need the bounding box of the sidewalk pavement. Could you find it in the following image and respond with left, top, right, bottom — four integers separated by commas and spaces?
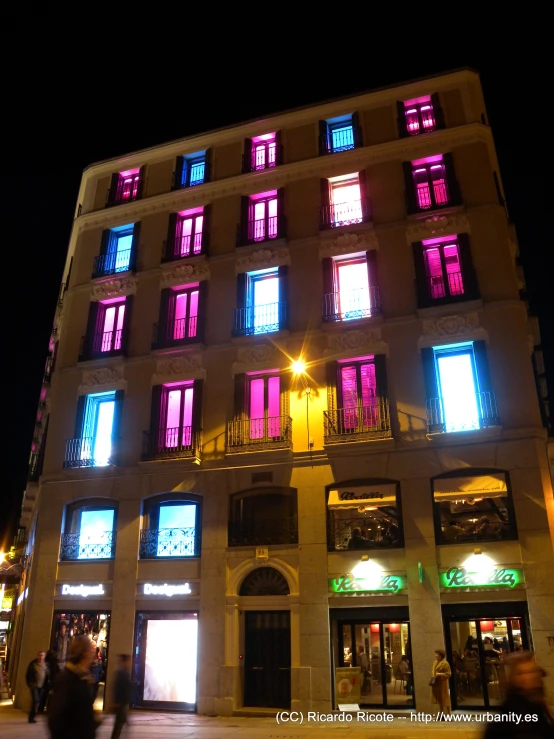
0, 705, 486, 739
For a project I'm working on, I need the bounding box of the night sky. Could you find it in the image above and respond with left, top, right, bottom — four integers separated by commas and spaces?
1, 49, 551, 550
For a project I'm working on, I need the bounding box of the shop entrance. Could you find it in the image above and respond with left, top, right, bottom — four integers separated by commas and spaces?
133, 611, 198, 711
443, 602, 531, 709
51, 611, 110, 710
244, 611, 290, 708
333, 608, 413, 708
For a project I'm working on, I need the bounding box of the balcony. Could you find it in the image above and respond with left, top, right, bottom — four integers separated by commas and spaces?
141, 427, 202, 461
426, 391, 499, 434
323, 287, 381, 322
63, 436, 116, 469
320, 198, 371, 229
320, 126, 362, 155
328, 515, 401, 551
227, 416, 293, 453
92, 249, 132, 278
162, 232, 207, 262
106, 175, 142, 207
243, 145, 282, 172
44, 355, 54, 384
232, 302, 288, 337
237, 214, 286, 246
28, 451, 43, 483
79, 330, 124, 361
228, 516, 298, 546
59, 531, 115, 561
139, 527, 200, 558
324, 405, 392, 444
151, 318, 199, 350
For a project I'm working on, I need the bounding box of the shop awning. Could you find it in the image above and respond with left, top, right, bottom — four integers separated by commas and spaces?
433, 473, 507, 503
328, 484, 397, 509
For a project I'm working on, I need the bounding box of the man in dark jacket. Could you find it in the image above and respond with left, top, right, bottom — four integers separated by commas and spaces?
47, 635, 98, 739
110, 654, 133, 739
25, 650, 48, 723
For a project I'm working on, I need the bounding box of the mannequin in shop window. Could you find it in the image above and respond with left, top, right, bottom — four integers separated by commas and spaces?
97, 621, 108, 661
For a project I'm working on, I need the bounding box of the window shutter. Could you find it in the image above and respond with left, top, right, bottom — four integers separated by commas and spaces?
318, 120, 329, 155
358, 169, 370, 220
158, 288, 171, 345
99, 229, 111, 255
192, 379, 204, 436
320, 177, 330, 227
74, 395, 87, 438
84, 302, 100, 358
201, 204, 210, 256
366, 249, 380, 315
120, 295, 133, 355
275, 130, 283, 165
174, 156, 185, 189
277, 187, 285, 237
457, 233, 479, 299
196, 281, 207, 344
403, 161, 417, 214
240, 196, 250, 244
109, 389, 124, 465
473, 340, 492, 393
233, 373, 247, 422
374, 354, 390, 430
278, 265, 289, 330
396, 101, 408, 138
107, 173, 119, 204
129, 222, 141, 271
243, 138, 253, 173
421, 348, 439, 400
236, 273, 247, 308
352, 111, 362, 147
137, 165, 146, 198
412, 241, 430, 308
203, 148, 211, 183
326, 362, 338, 438
280, 372, 290, 420
149, 385, 163, 452
442, 153, 462, 205
166, 213, 178, 261
431, 92, 445, 130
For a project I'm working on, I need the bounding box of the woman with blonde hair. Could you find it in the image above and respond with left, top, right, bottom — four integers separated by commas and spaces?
430, 648, 451, 716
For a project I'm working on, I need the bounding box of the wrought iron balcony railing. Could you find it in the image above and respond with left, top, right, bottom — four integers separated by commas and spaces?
324, 405, 392, 444
228, 516, 298, 546
106, 175, 142, 206
232, 302, 288, 337
172, 160, 209, 190
243, 144, 282, 172
139, 527, 200, 558
92, 249, 132, 278
44, 355, 54, 384
323, 287, 381, 322
320, 126, 362, 154
141, 426, 202, 461
162, 231, 207, 261
227, 416, 293, 452
320, 198, 371, 229
63, 436, 116, 469
151, 317, 199, 349
416, 182, 450, 211
426, 391, 499, 434
59, 531, 115, 560
237, 214, 286, 246
79, 330, 124, 361
328, 515, 401, 551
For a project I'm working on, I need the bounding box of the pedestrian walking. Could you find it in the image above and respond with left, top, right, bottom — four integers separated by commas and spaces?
25, 650, 48, 723
110, 654, 133, 739
430, 647, 451, 716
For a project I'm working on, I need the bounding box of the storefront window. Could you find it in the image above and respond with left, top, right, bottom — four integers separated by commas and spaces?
432, 470, 517, 545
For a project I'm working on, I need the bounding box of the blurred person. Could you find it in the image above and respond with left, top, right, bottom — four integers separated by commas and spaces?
89, 644, 103, 703
347, 527, 367, 549
25, 650, 48, 723
44, 650, 61, 710
47, 635, 99, 739
430, 648, 451, 716
111, 654, 133, 739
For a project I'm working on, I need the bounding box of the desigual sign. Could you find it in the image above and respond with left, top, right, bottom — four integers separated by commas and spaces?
329, 574, 406, 594
61, 584, 105, 597
440, 567, 524, 589
143, 583, 192, 597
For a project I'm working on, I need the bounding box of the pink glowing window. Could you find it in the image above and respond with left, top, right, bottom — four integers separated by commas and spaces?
117, 168, 141, 202
251, 133, 277, 171
404, 96, 435, 135
340, 359, 377, 429
99, 300, 125, 352
249, 191, 278, 242
423, 240, 464, 299
335, 258, 370, 320
248, 374, 281, 440
329, 173, 362, 226
412, 158, 449, 210
172, 286, 199, 341
164, 383, 194, 448
176, 207, 204, 257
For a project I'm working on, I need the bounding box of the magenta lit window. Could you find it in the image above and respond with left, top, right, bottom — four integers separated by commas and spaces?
412, 156, 449, 210
249, 190, 278, 242
340, 359, 377, 430
176, 207, 204, 257
251, 133, 277, 171
99, 300, 125, 352
172, 286, 199, 341
248, 373, 281, 440
404, 96, 435, 136
117, 168, 141, 202
164, 383, 194, 448
423, 239, 464, 299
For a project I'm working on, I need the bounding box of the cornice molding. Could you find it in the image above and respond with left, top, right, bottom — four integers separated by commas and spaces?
75, 124, 493, 233
90, 276, 137, 301
160, 260, 211, 287
319, 230, 379, 259
153, 354, 205, 384
79, 366, 126, 395
236, 246, 290, 275
405, 212, 471, 244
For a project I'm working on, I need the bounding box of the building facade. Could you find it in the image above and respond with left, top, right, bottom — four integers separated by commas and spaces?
13, 69, 554, 715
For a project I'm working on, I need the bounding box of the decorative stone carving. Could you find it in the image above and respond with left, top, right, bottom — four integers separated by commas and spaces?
423, 312, 480, 337
236, 247, 290, 274
91, 277, 136, 300
156, 355, 202, 376
405, 213, 471, 244
237, 344, 282, 365
79, 367, 126, 395
327, 329, 382, 352
161, 260, 210, 287
319, 231, 378, 259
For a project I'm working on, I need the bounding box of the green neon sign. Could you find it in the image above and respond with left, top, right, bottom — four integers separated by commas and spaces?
440, 567, 524, 589
329, 574, 406, 594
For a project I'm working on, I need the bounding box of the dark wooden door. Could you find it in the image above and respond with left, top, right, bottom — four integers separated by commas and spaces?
244, 611, 290, 707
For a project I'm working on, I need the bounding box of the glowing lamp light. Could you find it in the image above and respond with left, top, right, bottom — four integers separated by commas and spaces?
480, 620, 495, 633
351, 559, 383, 590
389, 623, 400, 633
462, 552, 495, 586
291, 359, 306, 375
370, 624, 380, 633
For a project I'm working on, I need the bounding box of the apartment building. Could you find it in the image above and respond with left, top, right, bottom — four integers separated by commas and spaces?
12, 69, 554, 716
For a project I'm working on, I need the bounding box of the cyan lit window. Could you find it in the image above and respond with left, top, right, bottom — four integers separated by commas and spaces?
247, 268, 279, 334
61, 503, 117, 561
178, 152, 206, 188
326, 115, 355, 153
157, 503, 197, 557
82, 391, 116, 466
106, 224, 133, 272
